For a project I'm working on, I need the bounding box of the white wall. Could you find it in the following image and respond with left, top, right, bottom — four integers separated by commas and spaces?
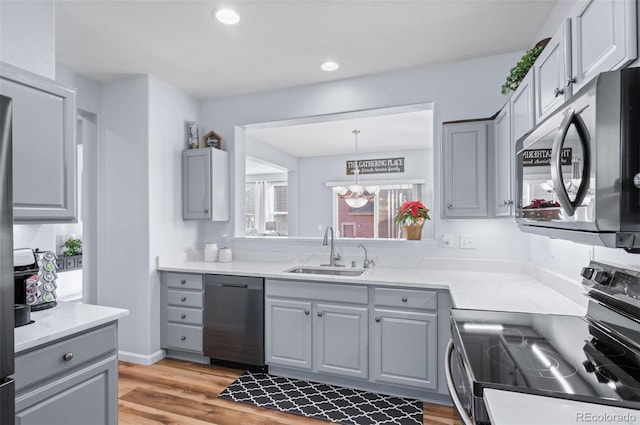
148, 75, 201, 356
199, 51, 531, 260
0, 0, 55, 79
99, 75, 152, 358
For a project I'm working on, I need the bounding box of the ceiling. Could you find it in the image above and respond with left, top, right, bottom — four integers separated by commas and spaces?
55, 0, 557, 99
246, 109, 433, 158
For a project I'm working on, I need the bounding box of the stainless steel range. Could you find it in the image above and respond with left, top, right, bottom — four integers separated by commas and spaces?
446, 261, 640, 424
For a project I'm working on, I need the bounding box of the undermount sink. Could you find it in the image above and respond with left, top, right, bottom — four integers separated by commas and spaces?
285, 266, 365, 277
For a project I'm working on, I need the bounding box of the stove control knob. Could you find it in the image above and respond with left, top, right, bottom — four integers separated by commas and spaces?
593, 270, 610, 285
580, 267, 594, 280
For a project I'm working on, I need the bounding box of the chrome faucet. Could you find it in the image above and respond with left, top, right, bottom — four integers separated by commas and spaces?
358, 243, 375, 268
321, 225, 342, 267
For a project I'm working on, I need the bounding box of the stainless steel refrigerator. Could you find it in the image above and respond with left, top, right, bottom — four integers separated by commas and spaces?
0, 95, 15, 425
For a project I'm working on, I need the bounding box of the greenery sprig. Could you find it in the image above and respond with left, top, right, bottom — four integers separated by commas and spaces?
501, 45, 545, 95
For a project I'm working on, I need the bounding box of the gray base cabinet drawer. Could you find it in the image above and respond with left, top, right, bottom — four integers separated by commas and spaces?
167, 306, 203, 326
166, 323, 203, 353
15, 325, 117, 392
166, 273, 203, 290
15, 356, 117, 425
167, 290, 203, 308
373, 288, 437, 310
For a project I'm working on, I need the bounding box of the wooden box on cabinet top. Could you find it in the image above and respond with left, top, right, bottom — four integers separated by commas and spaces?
182, 148, 229, 221
0, 62, 77, 222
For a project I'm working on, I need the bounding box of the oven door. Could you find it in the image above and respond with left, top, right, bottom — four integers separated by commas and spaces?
445, 340, 475, 425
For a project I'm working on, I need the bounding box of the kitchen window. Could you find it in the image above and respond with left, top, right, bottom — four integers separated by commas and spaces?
245, 180, 288, 236
330, 181, 424, 239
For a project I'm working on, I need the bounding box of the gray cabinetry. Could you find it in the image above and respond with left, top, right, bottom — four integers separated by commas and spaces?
511, 70, 535, 143
442, 120, 490, 217
182, 148, 229, 221
161, 272, 204, 355
265, 298, 312, 370
534, 21, 571, 122
371, 288, 438, 390
315, 303, 368, 379
14, 323, 118, 425
494, 105, 513, 217
0, 62, 77, 222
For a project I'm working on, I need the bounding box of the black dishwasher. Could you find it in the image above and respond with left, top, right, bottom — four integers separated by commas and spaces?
203, 274, 265, 369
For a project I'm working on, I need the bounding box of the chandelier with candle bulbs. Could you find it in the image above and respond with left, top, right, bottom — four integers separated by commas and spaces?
332, 130, 379, 208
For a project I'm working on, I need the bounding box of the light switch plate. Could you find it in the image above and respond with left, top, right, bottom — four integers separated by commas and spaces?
460, 235, 476, 249
442, 234, 454, 248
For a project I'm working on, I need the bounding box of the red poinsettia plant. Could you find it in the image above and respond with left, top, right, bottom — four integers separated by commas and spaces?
394, 201, 431, 225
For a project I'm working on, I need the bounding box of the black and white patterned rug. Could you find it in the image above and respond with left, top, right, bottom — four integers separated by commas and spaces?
218, 371, 423, 425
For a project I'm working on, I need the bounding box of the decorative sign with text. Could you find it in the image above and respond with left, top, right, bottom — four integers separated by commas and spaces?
346, 157, 405, 175
523, 148, 572, 167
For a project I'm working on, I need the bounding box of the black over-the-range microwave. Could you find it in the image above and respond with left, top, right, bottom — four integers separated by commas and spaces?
515, 67, 640, 253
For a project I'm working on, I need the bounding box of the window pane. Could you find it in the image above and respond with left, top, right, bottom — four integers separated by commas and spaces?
245, 183, 256, 231
378, 187, 413, 239
273, 185, 288, 213
336, 197, 375, 238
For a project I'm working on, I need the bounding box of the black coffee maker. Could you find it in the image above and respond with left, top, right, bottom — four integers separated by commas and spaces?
14, 249, 37, 327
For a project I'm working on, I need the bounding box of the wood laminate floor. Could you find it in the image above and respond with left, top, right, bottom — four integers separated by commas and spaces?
118, 359, 462, 425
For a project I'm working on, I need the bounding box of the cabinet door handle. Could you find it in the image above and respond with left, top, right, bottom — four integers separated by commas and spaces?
633, 173, 640, 189
181, 296, 187, 302
566, 76, 577, 87
317, 312, 323, 317
401, 296, 408, 302
204, 209, 209, 214
181, 336, 186, 341
503, 200, 509, 206
63, 352, 74, 362
447, 204, 453, 209
304, 310, 310, 315
375, 317, 381, 322
180, 314, 186, 319
554, 87, 564, 98
180, 279, 186, 285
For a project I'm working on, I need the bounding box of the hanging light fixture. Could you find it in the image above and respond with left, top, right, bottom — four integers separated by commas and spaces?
333, 130, 379, 208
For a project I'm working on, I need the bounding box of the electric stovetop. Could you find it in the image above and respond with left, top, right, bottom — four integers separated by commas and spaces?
451, 307, 640, 409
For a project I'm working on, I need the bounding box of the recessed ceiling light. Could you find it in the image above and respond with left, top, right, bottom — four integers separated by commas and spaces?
320, 61, 340, 72
214, 8, 240, 25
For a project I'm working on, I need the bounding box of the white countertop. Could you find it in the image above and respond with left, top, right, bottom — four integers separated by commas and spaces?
15, 301, 129, 353
484, 389, 639, 425
157, 258, 587, 316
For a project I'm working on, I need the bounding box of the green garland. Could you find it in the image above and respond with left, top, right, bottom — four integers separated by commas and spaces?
501, 45, 545, 95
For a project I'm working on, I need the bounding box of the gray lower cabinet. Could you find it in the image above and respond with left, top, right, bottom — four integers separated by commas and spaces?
265, 298, 312, 370
0, 61, 77, 222
14, 323, 118, 425
371, 308, 438, 390
315, 303, 368, 379
161, 272, 204, 355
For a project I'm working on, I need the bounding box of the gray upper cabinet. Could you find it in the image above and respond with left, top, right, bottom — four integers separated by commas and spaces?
442, 120, 489, 218
0, 62, 77, 222
570, 0, 637, 92
182, 148, 229, 221
511, 70, 536, 143
315, 303, 368, 379
494, 106, 512, 217
534, 20, 571, 122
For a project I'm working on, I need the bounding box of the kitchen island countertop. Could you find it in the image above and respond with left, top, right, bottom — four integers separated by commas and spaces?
14, 301, 129, 353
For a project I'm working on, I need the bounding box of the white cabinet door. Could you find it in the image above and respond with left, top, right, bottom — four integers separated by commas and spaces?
371, 309, 437, 390
442, 121, 489, 217
570, 0, 637, 92
494, 105, 512, 216
0, 62, 77, 222
315, 303, 368, 379
182, 148, 229, 221
535, 20, 571, 122
265, 298, 312, 370
511, 70, 536, 143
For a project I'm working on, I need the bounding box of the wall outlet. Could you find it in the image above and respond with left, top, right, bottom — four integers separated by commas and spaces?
442, 234, 454, 248
460, 235, 476, 249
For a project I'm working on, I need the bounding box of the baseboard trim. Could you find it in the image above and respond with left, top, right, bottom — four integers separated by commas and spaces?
118, 349, 165, 365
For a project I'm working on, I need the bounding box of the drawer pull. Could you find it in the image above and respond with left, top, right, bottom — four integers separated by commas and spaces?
402, 296, 408, 302
317, 312, 323, 317
375, 317, 381, 322
304, 310, 310, 315
180, 314, 187, 319
181, 296, 187, 302
180, 279, 186, 285
63, 352, 74, 362
180, 336, 186, 341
